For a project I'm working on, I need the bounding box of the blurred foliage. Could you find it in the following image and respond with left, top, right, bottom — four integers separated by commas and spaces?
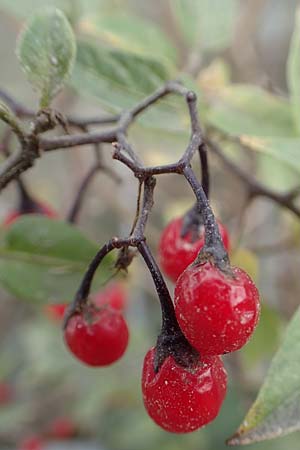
0, 216, 113, 303
0, 0, 300, 449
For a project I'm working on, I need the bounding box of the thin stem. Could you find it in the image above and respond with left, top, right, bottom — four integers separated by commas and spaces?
63, 239, 120, 327
129, 179, 143, 236
199, 143, 209, 198
16, 178, 40, 213
67, 165, 100, 224
137, 240, 177, 332
133, 177, 156, 239
183, 165, 229, 269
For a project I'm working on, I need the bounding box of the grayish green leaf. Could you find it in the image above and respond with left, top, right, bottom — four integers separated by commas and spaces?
71, 40, 189, 132
207, 85, 296, 137
0, 216, 113, 303
228, 307, 300, 445
171, 0, 238, 52
79, 12, 177, 65
16, 7, 76, 107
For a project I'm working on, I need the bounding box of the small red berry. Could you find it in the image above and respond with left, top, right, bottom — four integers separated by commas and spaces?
93, 282, 127, 311
64, 306, 129, 366
3, 203, 57, 227
142, 348, 227, 433
18, 435, 43, 450
44, 303, 68, 321
47, 417, 76, 439
175, 262, 260, 355
0, 382, 13, 404
158, 217, 230, 282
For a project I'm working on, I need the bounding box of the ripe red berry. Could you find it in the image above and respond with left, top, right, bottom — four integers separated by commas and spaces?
3, 203, 57, 227
158, 217, 230, 282
44, 303, 68, 321
142, 348, 227, 433
64, 306, 129, 366
0, 382, 13, 404
18, 435, 43, 450
93, 282, 127, 311
175, 262, 260, 355
47, 417, 76, 439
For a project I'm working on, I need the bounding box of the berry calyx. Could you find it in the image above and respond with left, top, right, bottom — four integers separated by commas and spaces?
142, 347, 227, 433
44, 303, 68, 321
158, 217, 230, 282
64, 305, 129, 366
175, 262, 260, 355
93, 282, 127, 311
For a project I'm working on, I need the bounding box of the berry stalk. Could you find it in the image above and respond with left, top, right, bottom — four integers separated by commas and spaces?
183, 165, 230, 271
137, 240, 199, 372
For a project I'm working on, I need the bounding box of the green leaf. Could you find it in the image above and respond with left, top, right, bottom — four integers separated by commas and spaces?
171, 0, 238, 52
239, 136, 300, 176
71, 39, 189, 132
16, 7, 76, 107
228, 306, 300, 445
79, 12, 177, 65
0, 0, 114, 20
287, 7, 300, 134
0, 216, 113, 303
207, 85, 296, 137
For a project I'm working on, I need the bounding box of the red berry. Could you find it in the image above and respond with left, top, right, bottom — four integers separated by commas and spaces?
47, 417, 76, 439
18, 436, 43, 450
142, 348, 227, 433
3, 203, 57, 227
0, 382, 13, 404
158, 217, 230, 282
175, 262, 260, 355
64, 306, 129, 366
44, 303, 68, 321
93, 282, 127, 311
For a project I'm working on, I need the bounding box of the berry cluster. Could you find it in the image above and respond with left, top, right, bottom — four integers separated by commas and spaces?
140, 214, 260, 433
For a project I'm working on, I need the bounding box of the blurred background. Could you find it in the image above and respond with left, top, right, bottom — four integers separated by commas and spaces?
0, 0, 300, 449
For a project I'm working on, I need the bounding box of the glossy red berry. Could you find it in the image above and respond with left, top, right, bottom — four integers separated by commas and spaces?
64, 306, 129, 366
18, 435, 44, 450
93, 282, 127, 311
142, 348, 227, 433
3, 203, 57, 227
158, 217, 230, 282
47, 417, 76, 439
175, 262, 260, 355
44, 303, 68, 321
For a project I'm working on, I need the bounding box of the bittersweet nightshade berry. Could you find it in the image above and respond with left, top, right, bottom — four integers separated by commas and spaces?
174, 262, 260, 355
64, 306, 129, 367
142, 347, 227, 433
3, 202, 57, 226
93, 282, 127, 311
158, 217, 230, 282
44, 303, 68, 321
47, 417, 76, 439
